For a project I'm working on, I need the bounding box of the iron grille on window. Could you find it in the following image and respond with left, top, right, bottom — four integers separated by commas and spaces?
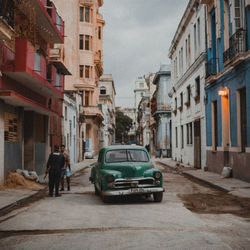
223, 29, 246, 64
205, 58, 217, 78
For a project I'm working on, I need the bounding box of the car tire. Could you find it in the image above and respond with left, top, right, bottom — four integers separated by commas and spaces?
102, 195, 110, 203
153, 192, 163, 202
94, 184, 99, 195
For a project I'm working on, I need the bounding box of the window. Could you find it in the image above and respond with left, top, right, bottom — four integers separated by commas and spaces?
141, 92, 144, 97
98, 26, 101, 39
186, 85, 191, 104
175, 127, 178, 148
79, 65, 84, 78
65, 106, 67, 120
4, 113, 19, 142
187, 122, 193, 145
197, 18, 200, 53
234, 0, 245, 31
79, 6, 91, 22
79, 35, 84, 50
85, 65, 90, 78
85, 7, 90, 22
195, 76, 200, 98
85, 91, 89, 106
85, 35, 90, 50
79, 65, 92, 79
80, 6, 84, 22
175, 97, 177, 110
105, 150, 149, 163
100, 87, 106, 95
194, 24, 197, 55
140, 82, 144, 88
69, 120, 72, 146
238, 87, 247, 152
79, 35, 92, 50
180, 92, 183, 109
181, 125, 184, 148
73, 116, 75, 128
188, 34, 191, 66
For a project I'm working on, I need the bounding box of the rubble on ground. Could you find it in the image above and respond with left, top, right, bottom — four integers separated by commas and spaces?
0, 172, 44, 190
16, 169, 39, 182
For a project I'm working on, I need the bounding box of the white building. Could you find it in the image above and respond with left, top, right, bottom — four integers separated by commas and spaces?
98, 74, 116, 147
62, 93, 77, 164
121, 108, 136, 143
168, 0, 206, 169
134, 76, 148, 129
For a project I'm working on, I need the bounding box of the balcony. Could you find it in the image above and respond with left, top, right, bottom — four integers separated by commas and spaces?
205, 58, 217, 78
223, 29, 247, 65
82, 106, 104, 123
15, 0, 64, 43
49, 45, 71, 75
1, 38, 63, 98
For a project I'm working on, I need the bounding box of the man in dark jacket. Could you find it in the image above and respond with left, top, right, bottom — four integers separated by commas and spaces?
46, 145, 65, 197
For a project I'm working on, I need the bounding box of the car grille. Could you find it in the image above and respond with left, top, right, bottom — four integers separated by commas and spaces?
113, 177, 155, 189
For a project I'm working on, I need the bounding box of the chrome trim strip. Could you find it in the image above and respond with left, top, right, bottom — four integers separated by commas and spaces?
102, 187, 164, 196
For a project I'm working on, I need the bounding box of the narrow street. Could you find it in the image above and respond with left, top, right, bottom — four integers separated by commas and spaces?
0, 161, 250, 250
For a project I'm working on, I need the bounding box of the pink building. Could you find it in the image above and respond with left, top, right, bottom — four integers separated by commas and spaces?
52, 0, 105, 156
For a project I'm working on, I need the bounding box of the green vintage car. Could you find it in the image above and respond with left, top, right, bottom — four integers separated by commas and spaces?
89, 145, 164, 202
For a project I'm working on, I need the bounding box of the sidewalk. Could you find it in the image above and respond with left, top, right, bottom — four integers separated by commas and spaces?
155, 157, 250, 199
0, 159, 96, 212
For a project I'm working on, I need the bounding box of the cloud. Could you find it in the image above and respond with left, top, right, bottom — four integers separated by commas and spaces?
101, 0, 189, 107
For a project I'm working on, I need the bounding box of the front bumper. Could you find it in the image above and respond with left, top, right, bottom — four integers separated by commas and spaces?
102, 187, 165, 197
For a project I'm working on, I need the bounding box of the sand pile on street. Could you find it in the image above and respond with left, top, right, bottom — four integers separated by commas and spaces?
0, 172, 44, 190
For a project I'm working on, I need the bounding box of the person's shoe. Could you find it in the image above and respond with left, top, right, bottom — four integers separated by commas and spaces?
67, 186, 70, 191
49, 193, 53, 197
55, 194, 61, 197
60, 188, 64, 191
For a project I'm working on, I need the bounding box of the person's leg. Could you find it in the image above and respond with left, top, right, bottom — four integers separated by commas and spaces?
66, 176, 70, 191
49, 172, 54, 196
55, 172, 61, 196
60, 177, 64, 191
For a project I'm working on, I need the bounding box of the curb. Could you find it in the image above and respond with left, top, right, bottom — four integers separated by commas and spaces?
182, 171, 229, 192
0, 161, 96, 215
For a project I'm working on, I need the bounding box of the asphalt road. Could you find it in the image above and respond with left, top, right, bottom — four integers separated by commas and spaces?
0, 161, 250, 250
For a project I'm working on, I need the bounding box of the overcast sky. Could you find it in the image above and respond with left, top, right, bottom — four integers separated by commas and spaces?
101, 0, 189, 108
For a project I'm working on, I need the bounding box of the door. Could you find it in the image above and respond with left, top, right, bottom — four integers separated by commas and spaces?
194, 119, 201, 169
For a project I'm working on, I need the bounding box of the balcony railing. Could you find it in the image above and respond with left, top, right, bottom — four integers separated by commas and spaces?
223, 29, 246, 64
205, 58, 218, 78
0, 0, 14, 27
1, 38, 63, 97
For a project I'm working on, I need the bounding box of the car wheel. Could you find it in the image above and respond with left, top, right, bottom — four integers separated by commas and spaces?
94, 184, 99, 195
102, 195, 110, 203
153, 192, 163, 202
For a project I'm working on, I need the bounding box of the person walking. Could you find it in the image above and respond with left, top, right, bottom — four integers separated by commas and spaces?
60, 144, 71, 191
46, 145, 65, 197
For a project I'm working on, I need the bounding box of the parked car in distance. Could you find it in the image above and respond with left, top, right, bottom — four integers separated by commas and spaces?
89, 145, 164, 203
85, 148, 94, 159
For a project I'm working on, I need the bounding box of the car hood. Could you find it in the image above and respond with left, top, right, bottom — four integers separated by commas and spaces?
103, 162, 153, 178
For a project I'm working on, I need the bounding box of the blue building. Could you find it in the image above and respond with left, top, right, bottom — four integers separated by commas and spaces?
203, 0, 250, 181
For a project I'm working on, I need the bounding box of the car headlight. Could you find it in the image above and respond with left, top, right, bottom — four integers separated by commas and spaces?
154, 172, 161, 179
106, 174, 115, 183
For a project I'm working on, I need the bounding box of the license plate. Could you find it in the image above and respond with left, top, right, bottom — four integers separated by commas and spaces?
131, 188, 144, 193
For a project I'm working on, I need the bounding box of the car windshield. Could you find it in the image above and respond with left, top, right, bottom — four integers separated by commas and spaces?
105, 149, 149, 163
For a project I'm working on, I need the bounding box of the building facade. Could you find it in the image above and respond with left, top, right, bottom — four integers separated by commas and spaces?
134, 76, 148, 130
203, 0, 250, 181
52, 0, 105, 155
98, 74, 116, 147
0, 0, 67, 183
152, 65, 172, 158
62, 93, 77, 164
169, 0, 207, 168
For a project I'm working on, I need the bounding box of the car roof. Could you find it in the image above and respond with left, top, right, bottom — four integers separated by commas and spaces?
102, 145, 146, 151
